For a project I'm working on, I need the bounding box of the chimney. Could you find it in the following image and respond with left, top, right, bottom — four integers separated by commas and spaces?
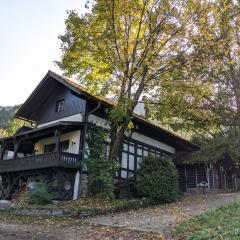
134, 96, 148, 118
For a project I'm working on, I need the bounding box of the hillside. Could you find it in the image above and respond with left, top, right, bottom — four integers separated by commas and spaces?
0, 106, 19, 129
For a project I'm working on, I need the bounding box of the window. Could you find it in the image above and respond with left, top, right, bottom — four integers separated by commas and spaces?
60, 140, 70, 152
44, 143, 55, 153
44, 140, 69, 153
55, 99, 64, 112
120, 139, 168, 179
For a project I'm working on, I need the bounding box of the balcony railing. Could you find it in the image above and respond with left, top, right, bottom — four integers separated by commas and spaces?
0, 152, 80, 173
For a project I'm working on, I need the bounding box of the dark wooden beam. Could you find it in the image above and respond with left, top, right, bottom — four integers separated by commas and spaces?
13, 138, 21, 160
0, 141, 6, 160
54, 129, 61, 153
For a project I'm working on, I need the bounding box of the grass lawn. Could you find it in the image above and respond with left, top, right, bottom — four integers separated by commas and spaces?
172, 201, 240, 240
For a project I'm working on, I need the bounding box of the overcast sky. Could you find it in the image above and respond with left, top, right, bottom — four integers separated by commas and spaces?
0, 0, 87, 106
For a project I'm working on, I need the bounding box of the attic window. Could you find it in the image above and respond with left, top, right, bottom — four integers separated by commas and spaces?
56, 99, 64, 112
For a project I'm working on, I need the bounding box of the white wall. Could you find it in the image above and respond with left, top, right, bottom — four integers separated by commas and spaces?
34, 130, 81, 154
89, 114, 175, 154
37, 113, 83, 128
130, 132, 175, 154
88, 114, 110, 129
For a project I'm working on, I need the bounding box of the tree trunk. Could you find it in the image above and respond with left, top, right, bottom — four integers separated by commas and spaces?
109, 123, 128, 162
108, 66, 148, 163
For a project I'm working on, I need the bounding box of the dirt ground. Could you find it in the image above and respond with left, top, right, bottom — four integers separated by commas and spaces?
0, 223, 55, 240
0, 192, 239, 240
0, 222, 163, 240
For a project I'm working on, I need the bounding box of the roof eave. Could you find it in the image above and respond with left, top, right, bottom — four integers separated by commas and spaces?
14, 70, 198, 152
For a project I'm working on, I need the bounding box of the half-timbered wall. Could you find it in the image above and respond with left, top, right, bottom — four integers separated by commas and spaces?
120, 138, 171, 179
88, 114, 177, 180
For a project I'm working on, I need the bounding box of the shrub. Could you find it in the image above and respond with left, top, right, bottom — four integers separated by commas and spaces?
27, 182, 58, 205
136, 155, 179, 203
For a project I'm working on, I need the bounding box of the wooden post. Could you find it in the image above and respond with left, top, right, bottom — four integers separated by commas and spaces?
55, 129, 61, 153
224, 172, 227, 189
212, 164, 215, 189
195, 165, 198, 188
232, 175, 234, 190
0, 141, 6, 160
184, 164, 187, 191
13, 138, 21, 159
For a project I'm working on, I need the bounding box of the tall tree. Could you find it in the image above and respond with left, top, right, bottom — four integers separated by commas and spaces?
194, 0, 240, 165
149, 0, 240, 166
57, 0, 210, 161
149, 0, 240, 136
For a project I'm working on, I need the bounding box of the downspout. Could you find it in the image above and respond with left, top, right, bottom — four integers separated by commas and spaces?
77, 101, 101, 198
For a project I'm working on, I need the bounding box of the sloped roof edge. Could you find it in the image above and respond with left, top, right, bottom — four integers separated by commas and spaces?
15, 70, 198, 150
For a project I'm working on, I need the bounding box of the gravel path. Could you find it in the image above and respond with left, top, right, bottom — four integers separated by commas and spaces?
88, 193, 240, 234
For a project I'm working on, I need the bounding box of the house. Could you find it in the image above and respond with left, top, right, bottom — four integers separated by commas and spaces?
0, 71, 238, 200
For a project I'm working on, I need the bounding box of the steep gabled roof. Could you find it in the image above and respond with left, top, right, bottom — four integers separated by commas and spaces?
49, 71, 115, 106
15, 70, 198, 151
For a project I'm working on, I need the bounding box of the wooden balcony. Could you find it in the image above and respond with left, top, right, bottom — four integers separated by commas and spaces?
0, 152, 80, 173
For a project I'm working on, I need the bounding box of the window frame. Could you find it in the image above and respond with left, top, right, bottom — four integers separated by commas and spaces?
55, 99, 65, 113
44, 140, 70, 153
119, 137, 170, 180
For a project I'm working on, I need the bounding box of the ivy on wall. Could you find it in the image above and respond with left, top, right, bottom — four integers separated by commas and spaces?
84, 123, 119, 199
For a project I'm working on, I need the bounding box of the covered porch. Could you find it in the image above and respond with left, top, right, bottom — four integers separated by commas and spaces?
0, 122, 84, 200
0, 121, 83, 167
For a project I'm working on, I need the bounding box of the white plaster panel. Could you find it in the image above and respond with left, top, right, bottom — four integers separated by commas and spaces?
121, 170, 127, 178
129, 154, 135, 170
122, 152, 128, 169
88, 114, 110, 129
130, 132, 175, 154
37, 113, 83, 128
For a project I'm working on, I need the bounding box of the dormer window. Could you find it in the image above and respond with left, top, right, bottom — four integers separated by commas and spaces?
55, 99, 64, 112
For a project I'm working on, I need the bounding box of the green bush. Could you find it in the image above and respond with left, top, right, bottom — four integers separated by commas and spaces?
136, 155, 179, 203
27, 182, 58, 205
